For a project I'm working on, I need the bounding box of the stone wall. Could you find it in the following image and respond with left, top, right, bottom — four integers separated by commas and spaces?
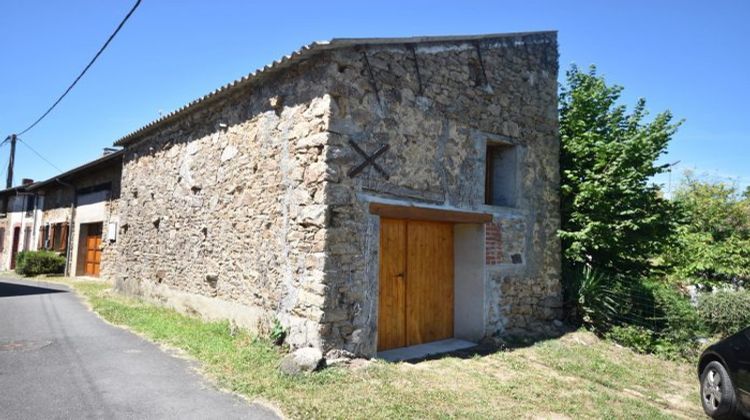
320, 32, 561, 355
112, 56, 335, 348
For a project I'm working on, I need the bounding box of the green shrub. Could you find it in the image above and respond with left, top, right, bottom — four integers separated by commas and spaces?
15, 250, 66, 277
606, 325, 656, 354
650, 282, 705, 359
576, 275, 705, 360
698, 290, 750, 336
269, 318, 287, 345
564, 266, 618, 330
564, 266, 708, 360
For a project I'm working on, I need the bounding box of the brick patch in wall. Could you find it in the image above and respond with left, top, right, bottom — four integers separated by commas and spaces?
486, 222, 502, 265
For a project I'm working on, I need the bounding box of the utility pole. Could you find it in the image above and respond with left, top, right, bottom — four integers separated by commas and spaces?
6, 134, 16, 189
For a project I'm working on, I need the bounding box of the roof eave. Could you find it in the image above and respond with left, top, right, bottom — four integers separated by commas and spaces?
26, 150, 124, 191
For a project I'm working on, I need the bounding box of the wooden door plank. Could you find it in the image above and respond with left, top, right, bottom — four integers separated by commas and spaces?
378, 218, 407, 351
406, 220, 454, 346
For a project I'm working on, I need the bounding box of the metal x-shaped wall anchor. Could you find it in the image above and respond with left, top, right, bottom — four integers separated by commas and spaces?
347, 140, 390, 180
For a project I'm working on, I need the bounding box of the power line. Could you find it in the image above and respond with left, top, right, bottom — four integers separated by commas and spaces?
16, 0, 142, 136
17, 138, 63, 173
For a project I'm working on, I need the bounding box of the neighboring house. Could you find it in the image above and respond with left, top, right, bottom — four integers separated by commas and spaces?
110, 31, 562, 357
0, 151, 122, 277
0, 181, 40, 270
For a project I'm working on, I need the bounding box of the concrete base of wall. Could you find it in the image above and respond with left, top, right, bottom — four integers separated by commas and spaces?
114, 281, 323, 349
141, 282, 266, 329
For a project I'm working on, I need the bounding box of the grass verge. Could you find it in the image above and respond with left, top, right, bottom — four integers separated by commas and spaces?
52, 278, 703, 419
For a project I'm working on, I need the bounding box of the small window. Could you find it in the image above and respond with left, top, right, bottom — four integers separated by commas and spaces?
38, 225, 51, 249
484, 143, 517, 207
24, 195, 34, 217
51, 222, 68, 253
23, 226, 32, 251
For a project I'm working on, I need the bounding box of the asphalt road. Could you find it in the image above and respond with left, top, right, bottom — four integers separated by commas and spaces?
0, 277, 278, 420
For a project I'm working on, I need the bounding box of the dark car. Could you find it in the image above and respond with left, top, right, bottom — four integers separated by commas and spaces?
698, 327, 750, 419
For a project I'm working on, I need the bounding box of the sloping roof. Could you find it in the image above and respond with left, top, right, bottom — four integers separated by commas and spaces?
113, 31, 555, 147
0, 184, 29, 197
25, 149, 124, 191
0, 150, 123, 197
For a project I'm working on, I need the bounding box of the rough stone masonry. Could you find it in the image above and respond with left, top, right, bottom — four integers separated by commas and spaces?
112, 31, 562, 357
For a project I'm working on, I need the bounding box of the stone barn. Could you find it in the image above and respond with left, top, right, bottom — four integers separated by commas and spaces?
112, 31, 562, 357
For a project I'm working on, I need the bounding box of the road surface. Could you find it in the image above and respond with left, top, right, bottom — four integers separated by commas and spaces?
0, 277, 278, 419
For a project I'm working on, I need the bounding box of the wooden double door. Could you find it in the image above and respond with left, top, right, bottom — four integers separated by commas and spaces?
378, 219, 454, 351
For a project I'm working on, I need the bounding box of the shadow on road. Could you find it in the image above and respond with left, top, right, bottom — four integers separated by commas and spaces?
0, 281, 67, 298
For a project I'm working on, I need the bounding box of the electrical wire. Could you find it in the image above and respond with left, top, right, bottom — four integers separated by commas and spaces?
17, 138, 63, 173
16, 0, 142, 136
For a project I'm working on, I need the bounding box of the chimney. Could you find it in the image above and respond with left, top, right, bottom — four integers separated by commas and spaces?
21, 178, 34, 186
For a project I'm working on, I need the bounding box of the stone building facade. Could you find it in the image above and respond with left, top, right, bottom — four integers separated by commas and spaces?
112, 32, 562, 356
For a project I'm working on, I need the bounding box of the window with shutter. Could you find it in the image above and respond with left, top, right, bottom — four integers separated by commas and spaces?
23, 226, 32, 251
50, 224, 58, 251
60, 223, 69, 253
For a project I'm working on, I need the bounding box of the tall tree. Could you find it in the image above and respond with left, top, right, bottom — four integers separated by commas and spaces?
559, 65, 681, 277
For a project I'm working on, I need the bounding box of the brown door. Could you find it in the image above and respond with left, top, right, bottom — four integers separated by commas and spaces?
10, 227, 20, 269
378, 219, 454, 351
84, 224, 103, 277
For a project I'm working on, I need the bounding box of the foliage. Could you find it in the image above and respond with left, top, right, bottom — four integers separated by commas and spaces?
269, 318, 287, 345
15, 250, 66, 276
559, 65, 682, 277
569, 269, 704, 360
665, 175, 750, 285
564, 265, 618, 329
606, 325, 656, 354
697, 290, 750, 337
640, 281, 704, 360
557, 64, 750, 360
629, 281, 706, 360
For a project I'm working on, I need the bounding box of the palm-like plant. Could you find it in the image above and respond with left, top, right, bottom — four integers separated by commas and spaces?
568, 265, 619, 330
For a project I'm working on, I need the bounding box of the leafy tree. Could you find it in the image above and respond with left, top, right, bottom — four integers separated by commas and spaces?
559, 65, 681, 277
666, 175, 750, 285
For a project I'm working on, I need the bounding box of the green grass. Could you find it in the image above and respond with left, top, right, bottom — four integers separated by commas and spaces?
58, 279, 702, 419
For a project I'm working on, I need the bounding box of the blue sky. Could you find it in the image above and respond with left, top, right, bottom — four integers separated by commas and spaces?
1, 0, 748, 193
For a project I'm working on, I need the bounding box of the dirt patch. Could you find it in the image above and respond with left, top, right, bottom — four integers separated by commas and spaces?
531, 413, 572, 420
559, 331, 600, 346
